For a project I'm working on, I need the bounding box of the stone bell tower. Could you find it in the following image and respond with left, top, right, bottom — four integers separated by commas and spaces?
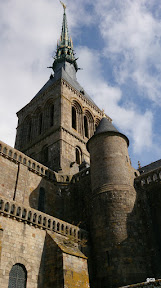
15, 5, 108, 174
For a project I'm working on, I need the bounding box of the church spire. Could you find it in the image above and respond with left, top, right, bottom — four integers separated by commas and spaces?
52, 2, 78, 73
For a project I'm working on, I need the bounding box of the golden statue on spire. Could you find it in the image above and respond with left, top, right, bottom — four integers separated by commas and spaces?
60, 1, 66, 10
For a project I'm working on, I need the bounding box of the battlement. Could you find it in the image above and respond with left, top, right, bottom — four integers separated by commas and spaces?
0, 196, 87, 242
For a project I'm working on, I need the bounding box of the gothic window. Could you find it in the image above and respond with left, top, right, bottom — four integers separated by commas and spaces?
84, 116, 88, 138
50, 105, 54, 127
39, 113, 43, 134
72, 107, 77, 130
38, 187, 45, 212
76, 147, 82, 165
8, 263, 27, 288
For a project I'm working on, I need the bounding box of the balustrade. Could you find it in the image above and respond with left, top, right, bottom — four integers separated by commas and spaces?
135, 167, 161, 187
0, 140, 71, 184
0, 197, 87, 241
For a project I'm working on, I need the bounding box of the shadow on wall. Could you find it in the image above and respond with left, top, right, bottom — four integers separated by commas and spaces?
89, 185, 161, 288
28, 176, 66, 220
28, 170, 92, 228
38, 232, 64, 288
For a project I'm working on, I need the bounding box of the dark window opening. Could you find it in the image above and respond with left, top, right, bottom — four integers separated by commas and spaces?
43, 146, 48, 164
50, 105, 54, 127
84, 116, 88, 138
8, 263, 27, 288
39, 113, 43, 134
76, 147, 82, 165
106, 251, 111, 266
72, 107, 76, 130
38, 187, 45, 212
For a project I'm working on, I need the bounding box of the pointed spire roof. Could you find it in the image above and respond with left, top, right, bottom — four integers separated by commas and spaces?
52, 3, 78, 72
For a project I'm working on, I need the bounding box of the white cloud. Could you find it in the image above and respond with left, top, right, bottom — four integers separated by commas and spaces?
0, 0, 160, 168
94, 0, 161, 104
0, 0, 92, 146
77, 46, 153, 154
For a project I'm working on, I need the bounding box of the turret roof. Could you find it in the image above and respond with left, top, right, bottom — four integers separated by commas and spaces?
87, 116, 129, 147
95, 117, 119, 135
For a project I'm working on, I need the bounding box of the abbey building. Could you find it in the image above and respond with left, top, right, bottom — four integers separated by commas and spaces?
0, 5, 161, 288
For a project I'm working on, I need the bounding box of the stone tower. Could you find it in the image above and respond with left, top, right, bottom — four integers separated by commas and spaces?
14, 5, 108, 174
87, 117, 150, 287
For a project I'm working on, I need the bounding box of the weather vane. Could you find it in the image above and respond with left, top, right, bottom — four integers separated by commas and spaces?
60, 1, 66, 11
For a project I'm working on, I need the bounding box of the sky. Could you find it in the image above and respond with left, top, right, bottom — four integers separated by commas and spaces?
1, 0, 161, 169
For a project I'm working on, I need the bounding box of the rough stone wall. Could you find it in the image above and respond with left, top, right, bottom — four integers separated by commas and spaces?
0, 216, 90, 288
15, 80, 62, 172
15, 76, 104, 175
0, 155, 18, 200
60, 80, 103, 174
0, 216, 46, 288
88, 133, 152, 287
0, 150, 68, 220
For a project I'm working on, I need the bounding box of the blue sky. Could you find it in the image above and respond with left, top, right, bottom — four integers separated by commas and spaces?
1, 0, 161, 169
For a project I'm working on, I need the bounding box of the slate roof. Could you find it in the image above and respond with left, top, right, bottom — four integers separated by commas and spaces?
92, 117, 129, 146
32, 66, 97, 106
139, 159, 161, 174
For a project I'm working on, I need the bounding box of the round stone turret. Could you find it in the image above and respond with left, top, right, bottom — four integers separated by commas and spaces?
87, 117, 147, 287
87, 117, 132, 192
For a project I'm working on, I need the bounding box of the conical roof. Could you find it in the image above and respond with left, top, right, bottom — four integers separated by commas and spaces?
87, 117, 129, 151
95, 117, 119, 135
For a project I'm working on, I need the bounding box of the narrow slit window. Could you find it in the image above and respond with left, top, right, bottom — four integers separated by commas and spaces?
84, 116, 88, 138
42, 146, 48, 164
72, 107, 77, 130
76, 147, 82, 165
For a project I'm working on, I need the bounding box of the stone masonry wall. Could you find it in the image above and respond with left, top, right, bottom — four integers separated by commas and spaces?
0, 216, 46, 288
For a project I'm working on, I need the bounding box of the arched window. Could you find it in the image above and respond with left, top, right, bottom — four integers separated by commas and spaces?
76, 147, 82, 165
8, 263, 27, 288
38, 187, 45, 212
95, 118, 100, 132
39, 113, 43, 134
72, 107, 76, 130
84, 116, 88, 138
50, 105, 54, 127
